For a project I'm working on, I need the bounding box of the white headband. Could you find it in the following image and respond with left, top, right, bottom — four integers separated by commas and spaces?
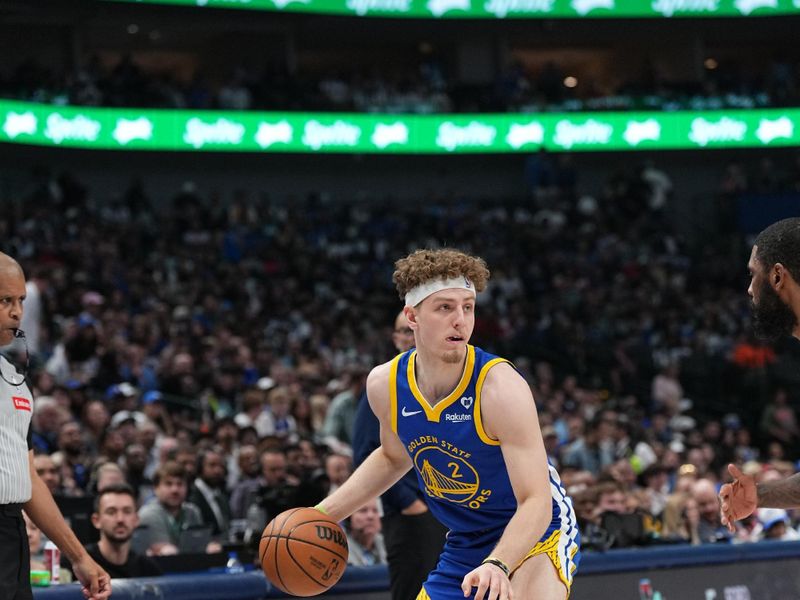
404, 276, 476, 307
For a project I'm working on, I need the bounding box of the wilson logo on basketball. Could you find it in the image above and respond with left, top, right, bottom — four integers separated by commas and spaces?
315, 525, 347, 549
12, 396, 31, 411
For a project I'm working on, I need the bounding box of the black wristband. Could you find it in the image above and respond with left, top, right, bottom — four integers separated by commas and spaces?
481, 557, 510, 577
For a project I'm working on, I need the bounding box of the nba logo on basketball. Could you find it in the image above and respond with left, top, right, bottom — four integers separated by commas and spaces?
12, 396, 31, 411
315, 525, 347, 549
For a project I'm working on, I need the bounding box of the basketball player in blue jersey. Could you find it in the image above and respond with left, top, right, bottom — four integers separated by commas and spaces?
317, 248, 580, 600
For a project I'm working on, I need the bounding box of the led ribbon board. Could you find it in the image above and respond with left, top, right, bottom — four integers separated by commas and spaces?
106, 0, 800, 18
1, 99, 799, 153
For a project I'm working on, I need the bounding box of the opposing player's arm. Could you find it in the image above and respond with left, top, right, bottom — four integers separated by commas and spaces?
318, 360, 412, 522
477, 363, 552, 568
756, 473, 800, 508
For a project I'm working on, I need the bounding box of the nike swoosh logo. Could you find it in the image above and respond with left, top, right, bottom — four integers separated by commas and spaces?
401, 407, 422, 417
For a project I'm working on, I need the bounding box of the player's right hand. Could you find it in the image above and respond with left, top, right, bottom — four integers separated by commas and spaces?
461, 562, 512, 600
719, 463, 757, 532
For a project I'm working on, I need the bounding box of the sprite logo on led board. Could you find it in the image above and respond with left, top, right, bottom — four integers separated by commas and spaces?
1, 99, 799, 153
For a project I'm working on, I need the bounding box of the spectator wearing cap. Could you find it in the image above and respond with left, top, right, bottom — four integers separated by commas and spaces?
105, 382, 140, 413
757, 508, 800, 541
141, 390, 173, 436
109, 410, 147, 447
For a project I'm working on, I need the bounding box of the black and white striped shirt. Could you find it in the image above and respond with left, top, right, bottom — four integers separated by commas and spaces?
0, 355, 32, 504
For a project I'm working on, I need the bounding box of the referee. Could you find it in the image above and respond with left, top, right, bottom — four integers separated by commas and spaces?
0, 253, 111, 600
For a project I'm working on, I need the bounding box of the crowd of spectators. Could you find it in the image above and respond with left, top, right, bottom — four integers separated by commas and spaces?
2, 51, 799, 114
5, 154, 800, 580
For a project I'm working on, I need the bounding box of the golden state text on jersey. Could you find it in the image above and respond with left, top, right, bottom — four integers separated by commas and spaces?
390, 345, 568, 533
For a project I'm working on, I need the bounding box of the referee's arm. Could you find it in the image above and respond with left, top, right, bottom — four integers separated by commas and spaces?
23, 450, 112, 599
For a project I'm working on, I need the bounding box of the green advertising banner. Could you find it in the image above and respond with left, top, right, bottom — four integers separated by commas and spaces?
2, 99, 799, 153
108, 0, 800, 18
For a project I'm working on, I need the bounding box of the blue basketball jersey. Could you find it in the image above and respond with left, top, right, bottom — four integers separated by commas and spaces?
389, 345, 571, 534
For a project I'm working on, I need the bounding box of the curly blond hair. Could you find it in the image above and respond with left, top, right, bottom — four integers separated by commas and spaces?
392, 248, 490, 301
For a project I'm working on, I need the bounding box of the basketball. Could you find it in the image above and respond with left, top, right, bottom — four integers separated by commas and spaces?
259, 507, 349, 597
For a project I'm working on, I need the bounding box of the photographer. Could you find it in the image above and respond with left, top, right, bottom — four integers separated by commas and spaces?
243, 450, 299, 545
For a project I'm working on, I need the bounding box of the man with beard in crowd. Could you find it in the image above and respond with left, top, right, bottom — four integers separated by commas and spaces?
85, 483, 162, 578
720, 218, 800, 528
188, 449, 230, 539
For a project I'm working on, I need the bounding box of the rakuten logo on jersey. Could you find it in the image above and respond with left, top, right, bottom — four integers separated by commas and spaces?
445, 413, 472, 422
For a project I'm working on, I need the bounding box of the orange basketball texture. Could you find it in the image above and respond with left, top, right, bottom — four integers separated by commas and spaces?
260, 507, 349, 597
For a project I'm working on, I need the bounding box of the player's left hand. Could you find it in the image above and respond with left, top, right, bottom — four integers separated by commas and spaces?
72, 554, 112, 600
461, 562, 513, 600
719, 463, 757, 532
